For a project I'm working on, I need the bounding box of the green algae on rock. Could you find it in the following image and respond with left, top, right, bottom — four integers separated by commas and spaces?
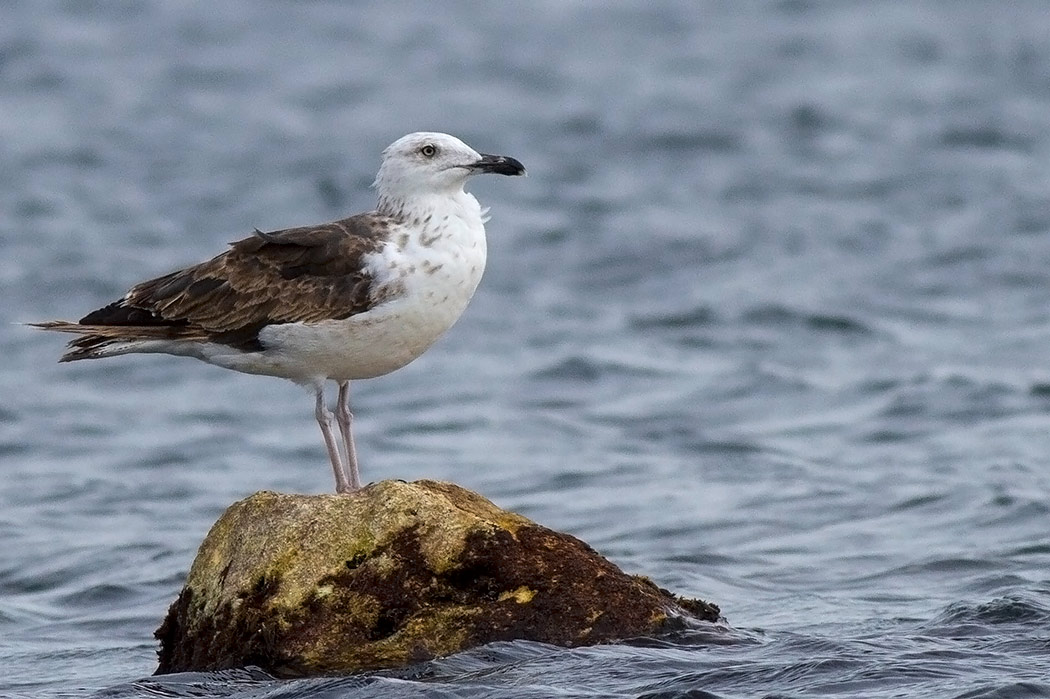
155, 480, 721, 676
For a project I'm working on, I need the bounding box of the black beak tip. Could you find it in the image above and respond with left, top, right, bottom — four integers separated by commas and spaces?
477, 154, 527, 177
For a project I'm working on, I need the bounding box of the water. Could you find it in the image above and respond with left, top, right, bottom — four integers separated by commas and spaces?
3, 1, 1050, 696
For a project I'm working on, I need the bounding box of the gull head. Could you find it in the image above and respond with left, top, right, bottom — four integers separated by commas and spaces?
374, 132, 525, 212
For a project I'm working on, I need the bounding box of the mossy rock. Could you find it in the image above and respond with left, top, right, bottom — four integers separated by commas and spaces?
155, 479, 721, 676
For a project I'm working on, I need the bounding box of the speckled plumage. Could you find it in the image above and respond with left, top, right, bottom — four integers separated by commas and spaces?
34, 132, 526, 492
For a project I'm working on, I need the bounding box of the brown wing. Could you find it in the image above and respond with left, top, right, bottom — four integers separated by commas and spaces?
77, 214, 394, 350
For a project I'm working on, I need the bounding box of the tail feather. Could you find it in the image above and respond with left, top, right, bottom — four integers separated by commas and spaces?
29, 321, 204, 362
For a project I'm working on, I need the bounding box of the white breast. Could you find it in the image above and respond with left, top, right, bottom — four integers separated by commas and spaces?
247, 192, 488, 382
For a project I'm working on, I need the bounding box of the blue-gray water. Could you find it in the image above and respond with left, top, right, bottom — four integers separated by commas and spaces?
3, 1, 1050, 697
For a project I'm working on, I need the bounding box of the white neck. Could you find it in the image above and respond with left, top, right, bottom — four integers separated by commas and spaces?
377, 187, 482, 224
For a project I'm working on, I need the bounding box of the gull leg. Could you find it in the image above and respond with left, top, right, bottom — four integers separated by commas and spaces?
315, 383, 353, 494
336, 381, 362, 491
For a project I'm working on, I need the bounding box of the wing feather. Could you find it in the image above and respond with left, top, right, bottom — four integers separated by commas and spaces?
79, 214, 395, 346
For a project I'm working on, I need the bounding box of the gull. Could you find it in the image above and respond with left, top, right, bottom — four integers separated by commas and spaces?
33, 132, 526, 493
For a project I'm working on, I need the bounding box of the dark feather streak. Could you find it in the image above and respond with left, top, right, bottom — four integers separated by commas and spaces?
68, 213, 395, 353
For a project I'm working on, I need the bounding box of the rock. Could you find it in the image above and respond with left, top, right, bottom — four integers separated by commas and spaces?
155, 480, 721, 677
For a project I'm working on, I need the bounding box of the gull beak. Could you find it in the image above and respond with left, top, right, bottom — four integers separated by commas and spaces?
472, 153, 527, 177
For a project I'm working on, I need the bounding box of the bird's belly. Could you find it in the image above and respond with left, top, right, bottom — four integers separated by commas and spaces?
255, 263, 481, 381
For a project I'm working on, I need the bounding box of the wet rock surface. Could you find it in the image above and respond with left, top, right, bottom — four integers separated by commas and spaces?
155, 480, 720, 676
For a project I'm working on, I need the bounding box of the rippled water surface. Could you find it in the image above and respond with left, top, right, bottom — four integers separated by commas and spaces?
4, 1, 1050, 697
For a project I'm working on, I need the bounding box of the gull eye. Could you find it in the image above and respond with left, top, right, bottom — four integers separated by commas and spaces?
420, 144, 436, 157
